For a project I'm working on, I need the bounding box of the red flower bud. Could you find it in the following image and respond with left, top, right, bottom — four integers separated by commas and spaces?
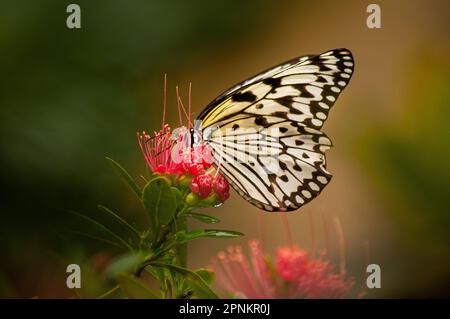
213, 175, 230, 202
190, 173, 214, 198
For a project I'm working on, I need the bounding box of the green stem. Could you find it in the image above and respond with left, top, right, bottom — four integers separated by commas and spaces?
176, 217, 187, 268
135, 206, 191, 297
96, 285, 120, 299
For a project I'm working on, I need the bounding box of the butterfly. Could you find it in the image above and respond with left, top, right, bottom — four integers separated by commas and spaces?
192, 48, 354, 212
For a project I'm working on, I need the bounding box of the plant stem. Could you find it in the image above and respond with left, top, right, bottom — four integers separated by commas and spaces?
176, 217, 187, 268
96, 285, 120, 299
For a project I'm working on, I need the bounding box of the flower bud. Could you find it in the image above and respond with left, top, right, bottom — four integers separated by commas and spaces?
199, 193, 219, 207
185, 192, 200, 206
213, 175, 230, 202
179, 174, 193, 188
190, 173, 214, 198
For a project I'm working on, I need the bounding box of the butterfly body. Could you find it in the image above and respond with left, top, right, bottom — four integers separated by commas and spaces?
193, 49, 354, 212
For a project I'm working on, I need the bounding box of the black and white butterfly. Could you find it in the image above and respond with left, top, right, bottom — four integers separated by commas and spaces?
192, 48, 354, 212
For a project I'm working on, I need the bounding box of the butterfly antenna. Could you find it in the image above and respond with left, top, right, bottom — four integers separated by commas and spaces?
188, 82, 192, 130
176, 86, 183, 127
176, 88, 193, 129
162, 74, 167, 129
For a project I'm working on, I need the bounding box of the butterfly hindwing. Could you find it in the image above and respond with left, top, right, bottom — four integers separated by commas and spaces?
197, 49, 354, 212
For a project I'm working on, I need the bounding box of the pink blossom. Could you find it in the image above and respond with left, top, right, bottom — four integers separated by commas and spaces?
171, 127, 213, 176
213, 175, 230, 202
137, 77, 230, 204
211, 240, 356, 299
137, 125, 213, 177
190, 173, 214, 198
275, 246, 308, 282
137, 125, 175, 175
211, 241, 275, 298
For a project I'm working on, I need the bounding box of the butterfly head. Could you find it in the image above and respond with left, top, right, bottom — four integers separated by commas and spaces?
171, 126, 203, 149
190, 127, 202, 147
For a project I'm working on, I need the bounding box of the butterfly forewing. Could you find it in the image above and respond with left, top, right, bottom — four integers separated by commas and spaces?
197, 49, 354, 211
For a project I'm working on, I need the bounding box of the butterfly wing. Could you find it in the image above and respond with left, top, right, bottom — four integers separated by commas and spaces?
197, 48, 354, 211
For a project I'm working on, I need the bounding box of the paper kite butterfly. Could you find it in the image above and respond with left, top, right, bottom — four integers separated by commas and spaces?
192, 48, 354, 212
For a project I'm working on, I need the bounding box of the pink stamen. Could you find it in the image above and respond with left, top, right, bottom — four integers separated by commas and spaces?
175, 86, 183, 127
218, 251, 242, 294
231, 248, 254, 297
176, 87, 193, 129
188, 82, 192, 129
211, 217, 356, 299
211, 258, 236, 293
249, 241, 274, 298
162, 74, 167, 129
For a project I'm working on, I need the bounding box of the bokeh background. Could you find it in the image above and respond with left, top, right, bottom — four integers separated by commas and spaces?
0, 0, 449, 298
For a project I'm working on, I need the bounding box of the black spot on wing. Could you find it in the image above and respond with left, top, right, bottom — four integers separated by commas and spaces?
254, 115, 269, 127
273, 111, 287, 117
262, 77, 281, 87
232, 91, 257, 102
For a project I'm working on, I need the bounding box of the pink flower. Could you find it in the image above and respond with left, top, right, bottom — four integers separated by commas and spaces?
190, 173, 214, 198
172, 127, 213, 175
137, 125, 175, 175
137, 125, 213, 177
275, 248, 354, 298
210, 217, 360, 299
275, 246, 308, 282
211, 241, 355, 299
138, 77, 231, 205
210, 241, 275, 298
213, 175, 230, 202
189, 172, 231, 204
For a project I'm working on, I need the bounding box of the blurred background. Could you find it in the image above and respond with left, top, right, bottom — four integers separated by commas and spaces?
0, 0, 449, 298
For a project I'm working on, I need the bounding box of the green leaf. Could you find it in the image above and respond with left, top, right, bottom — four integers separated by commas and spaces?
106, 252, 150, 277
149, 262, 218, 299
195, 269, 215, 285
69, 211, 134, 251
116, 273, 159, 299
142, 177, 177, 230
175, 229, 243, 243
107, 157, 142, 199
97, 205, 140, 238
186, 212, 220, 224
171, 187, 183, 203
69, 230, 124, 250
171, 186, 185, 211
